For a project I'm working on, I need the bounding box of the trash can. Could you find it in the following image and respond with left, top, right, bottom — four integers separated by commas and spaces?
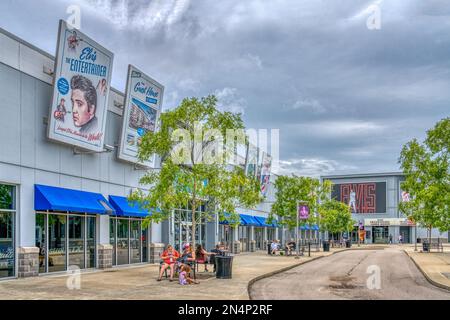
323, 241, 330, 252
417, 238, 421, 244
215, 255, 233, 279
345, 240, 352, 248
422, 242, 429, 252
267, 243, 271, 255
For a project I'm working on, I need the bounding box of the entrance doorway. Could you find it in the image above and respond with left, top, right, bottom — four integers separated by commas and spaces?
255, 227, 264, 250
173, 205, 206, 252
373, 226, 389, 244
399, 226, 410, 243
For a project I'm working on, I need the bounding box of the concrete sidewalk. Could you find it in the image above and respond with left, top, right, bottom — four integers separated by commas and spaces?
0, 248, 346, 300
404, 244, 450, 291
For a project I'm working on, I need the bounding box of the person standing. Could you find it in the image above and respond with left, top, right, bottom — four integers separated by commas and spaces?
389, 234, 393, 244
398, 234, 403, 244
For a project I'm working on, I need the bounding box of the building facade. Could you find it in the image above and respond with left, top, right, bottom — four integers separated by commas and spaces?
321, 172, 449, 244
0, 27, 278, 280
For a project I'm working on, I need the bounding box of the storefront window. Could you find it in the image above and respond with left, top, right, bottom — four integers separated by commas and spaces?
0, 184, 15, 278
174, 205, 206, 251
117, 219, 129, 265
0, 212, 14, 278
36, 213, 46, 273
48, 215, 67, 273
142, 224, 148, 263
69, 215, 84, 269
110, 218, 116, 266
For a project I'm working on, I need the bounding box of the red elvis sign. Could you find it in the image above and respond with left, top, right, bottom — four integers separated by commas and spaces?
331, 182, 387, 214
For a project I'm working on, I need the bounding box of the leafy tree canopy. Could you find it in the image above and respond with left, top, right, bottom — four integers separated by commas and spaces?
399, 117, 449, 232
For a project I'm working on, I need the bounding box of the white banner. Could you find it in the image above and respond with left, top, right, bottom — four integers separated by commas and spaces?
117, 65, 164, 167
48, 20, 113, 151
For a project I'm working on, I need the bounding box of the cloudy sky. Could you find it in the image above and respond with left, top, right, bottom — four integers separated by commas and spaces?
1, 0, 449, 177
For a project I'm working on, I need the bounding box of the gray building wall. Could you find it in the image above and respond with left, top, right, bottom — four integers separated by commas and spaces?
0, 60, 155, 248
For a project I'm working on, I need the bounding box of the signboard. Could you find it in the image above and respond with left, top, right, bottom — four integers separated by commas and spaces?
260, 152, 272, 196
364, 218, 415, 226
48, 20, 114, 151
118, 65, 164, 167
331, 182, 386, 214
298, 204, 309, 220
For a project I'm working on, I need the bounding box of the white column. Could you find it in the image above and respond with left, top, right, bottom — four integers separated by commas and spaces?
98, 214, 110, 244
151, 221, 162, 243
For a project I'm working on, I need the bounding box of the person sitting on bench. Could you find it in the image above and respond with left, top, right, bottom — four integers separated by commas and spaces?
270, 240, 280, 255
285, 239, 296, 256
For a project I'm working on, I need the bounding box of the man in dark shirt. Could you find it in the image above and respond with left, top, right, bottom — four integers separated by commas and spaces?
285, 239, 296, 256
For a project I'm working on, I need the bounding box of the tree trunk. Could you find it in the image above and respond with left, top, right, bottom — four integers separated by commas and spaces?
428, 226, 432, 253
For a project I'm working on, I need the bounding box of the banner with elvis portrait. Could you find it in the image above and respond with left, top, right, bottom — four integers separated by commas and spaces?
117, 65, 164, 167
48, 20, 113, 151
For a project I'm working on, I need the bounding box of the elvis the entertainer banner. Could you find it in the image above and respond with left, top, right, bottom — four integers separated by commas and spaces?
48, 20, 114, 151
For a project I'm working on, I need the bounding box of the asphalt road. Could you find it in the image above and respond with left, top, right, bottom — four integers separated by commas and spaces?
249, 248, 450, 300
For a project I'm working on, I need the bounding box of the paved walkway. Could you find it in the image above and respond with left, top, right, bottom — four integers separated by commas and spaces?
250, 247, 450, 300
403, 244, 450, 291
0, 248, 345, 300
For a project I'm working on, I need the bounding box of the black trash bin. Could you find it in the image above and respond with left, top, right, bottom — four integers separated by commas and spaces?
346, 240, 352, 248
267, 243, 272, 255
417, 238, 421, 244
323, 241, 330, 252
422, 242, 429, 252
215, 255, 233, 279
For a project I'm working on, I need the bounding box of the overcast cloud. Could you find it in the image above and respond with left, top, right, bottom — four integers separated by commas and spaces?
1, 0, 449, 177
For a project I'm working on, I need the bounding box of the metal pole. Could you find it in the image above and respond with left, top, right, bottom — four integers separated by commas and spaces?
295, 201, 299, 259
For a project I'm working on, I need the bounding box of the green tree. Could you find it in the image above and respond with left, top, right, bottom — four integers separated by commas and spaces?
399, 117, 450, 245
269, 175, 332, 232
130, 95, 262, 250
318, 199, 354, 241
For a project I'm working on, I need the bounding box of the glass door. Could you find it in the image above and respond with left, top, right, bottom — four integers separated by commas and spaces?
255, 228, 263, 250
117, 219, 129, 265
69, 215, 85, 269
373, 226, 388, 244
48, 215, 67, 272
130, 220, 141, 263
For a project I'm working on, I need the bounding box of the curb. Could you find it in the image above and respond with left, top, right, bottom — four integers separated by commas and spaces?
404, 250, 450, 292
247, 249, 350, 300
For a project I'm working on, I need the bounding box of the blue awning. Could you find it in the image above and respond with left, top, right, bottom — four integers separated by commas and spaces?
253, 216, 278, 228
108, 195, 151, 218
240, 214, 260, 226
34, 184, 114, 214
299, 224, 320, 231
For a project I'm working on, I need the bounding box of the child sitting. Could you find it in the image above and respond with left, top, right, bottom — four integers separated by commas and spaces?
179, 265, 199, 285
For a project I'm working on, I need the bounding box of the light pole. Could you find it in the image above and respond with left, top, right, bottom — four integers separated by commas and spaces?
296, 201, 300, 259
